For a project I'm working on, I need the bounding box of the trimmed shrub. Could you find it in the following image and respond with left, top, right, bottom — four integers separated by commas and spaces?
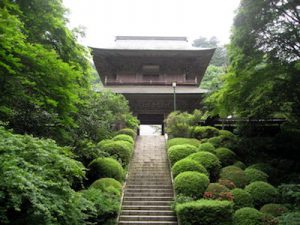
233, 161, 247, 169
198, 142, 216, 153
88, 157, 124, 182
207, 136, 222, 147
206, 183, 229, 194
116, 128, 136, 139
90, 178, 122, 194
204, 183, 232, 201
171, 158, 208, 178
187, 152, 221, 180
191, 126, 219, 140
81, 188, 120, 225
168, 144, 197, 165
245, 181, 279, 208
231, 188, 254, 210
165, 111, 192, 137
98, 140, 132, 166
167, 138, 200, 148
176, 199, 233, 225
245, 168, 268, 183
174, 171, 209, 199
215, 147, 237, 166
233, 207, 264, 225
112, 134, 134, 144
208, 135, 237, 149
248, 163, 275, 176
278, 212, 300, 225
278, 184, 300, 207
220, 166, 249, 188
218, 178, 237, 189
219, 129, 235, 138
260, 204, 288, 217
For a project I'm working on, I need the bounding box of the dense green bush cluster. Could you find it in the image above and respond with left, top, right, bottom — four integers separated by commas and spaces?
171, 158, 209, 178
187, 151, 221, 180
116, 128, 137, 139
167, 138, 201, 148
215, 147, 237, 166
176, 199, 233, 225
191, 126, 219, 140
112, 134, 134, 144
168, 144, 198, 165
233, 207, 264, 225
204, 183, 232, 200
90, 178, 122, 194
245, 168, 268, 183
198, 142, 216, 153
174, 171, 209, 199
233, 161, 247, 169
260, 203, 288, 217
220, 166, 249, 188
231, 188, 254, 210
245, 181, 279, 208
88, 157, 124, 182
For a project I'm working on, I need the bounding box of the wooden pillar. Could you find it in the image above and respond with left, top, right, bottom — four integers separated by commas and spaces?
161, 123, 165, 135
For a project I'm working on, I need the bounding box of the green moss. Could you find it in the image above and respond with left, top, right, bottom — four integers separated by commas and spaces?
233, 207, 264, 225
112, 134, 134, 144
176, 199, 233, 225
172, 158, 209, 178
167, 144, 198, 165
245, 168, 268, 183
174, 171, 209, 199
116, 128, 137, 139
167, 138, 201, 148
90, 178, 122, 194
231, 188, 254, 210
187, 152, 221, 180
215, 147, 237, 166
88, 157, 124, 182
191, 126, 220, 140
220, 166, 249, 188
260, 203, 288, 217
198, 142, 216, 153
245, 181, 279, 208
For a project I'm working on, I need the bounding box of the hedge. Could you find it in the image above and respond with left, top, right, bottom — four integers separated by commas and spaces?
167, 144, 198, 165
90, 178, 122, 194
244, 168, 268, 183
245, 181, 279, 208
233, 207, 264, 225
198, 142, 216, 154
215, 147, 237, 166
191, 126, 219, 140
187, 152, 221, 180
171, 158, 209, 178
116, 128, 137, 139
231, 188, 254, 210
112, 134, 134, 145
176, 199, 233, 225
88, 157, 124, 182
220, 166, 249, 188
167, 138, 201, 148
174, 171, 209, 199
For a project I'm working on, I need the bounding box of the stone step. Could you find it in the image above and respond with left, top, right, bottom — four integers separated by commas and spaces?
123, 196, 173, 201
126, 179, 171, 183
129, 174, 171, 177
119, 222, 177, 225
119, 215, 177, 222
122, 201, 172, 206
125, 188, 173, 193
126, 185, 173, 189
121, 210, 175, 216
122, 205, 172, 211
124, 192, 174, 197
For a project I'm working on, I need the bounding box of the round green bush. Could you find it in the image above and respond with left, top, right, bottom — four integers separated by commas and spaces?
245, 181, 279, 208
168, 144, 198, 165
167, 138, 201, 148
208, 135, 237, 149
88, 157, 124, 182
187, 152, 221, 180
90, 178, 122, 194
233, 161, 247, 169
171, 158, 209, 178
260, 203, 288, 217
205, 183, 230, 200
231, 188, 253, 210
248, 163, 274, 176
176, 199, 233, 225
191, 126, 220, 140
245, 168, 268, 183
278, 212, 300, 225
233, 207, 264, 225
98, 140, 132, 166
218, 178, 237, 189
174, 171, 209, 199
220, 166, 249, 188
215, 147, 237, 166
206, 183, 229, 194
112, 134, 134, 144
219, 129, 235, 138
198, 142, 216, 153
207, 136, 222, 147
116, 128, 136, 139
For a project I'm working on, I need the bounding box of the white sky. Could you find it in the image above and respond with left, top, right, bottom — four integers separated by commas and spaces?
63, 0, 241, 48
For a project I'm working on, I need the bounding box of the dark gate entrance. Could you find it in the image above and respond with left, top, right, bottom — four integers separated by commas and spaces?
137, 114, 165, 135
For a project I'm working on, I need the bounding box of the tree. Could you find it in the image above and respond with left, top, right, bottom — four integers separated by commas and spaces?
206, 0, 300, 124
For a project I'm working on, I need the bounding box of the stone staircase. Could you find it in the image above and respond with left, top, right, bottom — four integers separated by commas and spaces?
118, 136, 177, 225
